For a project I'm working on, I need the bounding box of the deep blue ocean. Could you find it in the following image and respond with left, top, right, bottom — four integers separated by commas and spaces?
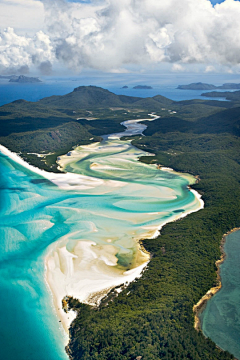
0, 76, 231, 106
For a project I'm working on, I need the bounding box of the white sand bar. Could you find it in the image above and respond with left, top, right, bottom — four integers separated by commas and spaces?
0, 113, 204, 339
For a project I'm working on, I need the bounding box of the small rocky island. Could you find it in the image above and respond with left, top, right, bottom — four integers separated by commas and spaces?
178, 82, 240, 90
122, 85, 128, 89
133, 85, 153, 89
8, 75, 42, 83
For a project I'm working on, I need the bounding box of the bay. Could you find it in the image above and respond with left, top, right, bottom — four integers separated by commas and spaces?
0, 117, 203, 359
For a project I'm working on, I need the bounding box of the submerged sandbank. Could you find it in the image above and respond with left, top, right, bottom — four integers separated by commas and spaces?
45, 191, 204, 334
0, 144, 125, 192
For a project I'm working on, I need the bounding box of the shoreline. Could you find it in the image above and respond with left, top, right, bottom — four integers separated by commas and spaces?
44, 180, 204, 337
48, 179, 204, 337
0, 144, 121, 192
0, 117, 204, 345
193, 227, 240, 332
0, 141, 204, 340
45, 239, 150, 336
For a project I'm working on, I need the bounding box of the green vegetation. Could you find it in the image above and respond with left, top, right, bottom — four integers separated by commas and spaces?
0, 86, 233, 172
64, 89, 239, 360
1, 86, 240, 359
0, 86, 169, 171
66, 127, 240, 360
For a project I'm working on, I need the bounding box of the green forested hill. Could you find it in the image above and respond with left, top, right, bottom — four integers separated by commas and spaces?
142, 106, 240, 137
0, 85, 231, 171
38, 86, 173, 109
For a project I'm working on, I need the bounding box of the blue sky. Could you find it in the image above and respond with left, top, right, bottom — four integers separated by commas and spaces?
210, 0, 226, 4
67, 0, 233, 3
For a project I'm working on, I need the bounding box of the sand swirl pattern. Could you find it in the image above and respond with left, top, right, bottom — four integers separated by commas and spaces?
0, 117, 203, 360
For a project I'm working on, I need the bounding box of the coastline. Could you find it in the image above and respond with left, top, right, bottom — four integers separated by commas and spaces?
193, 227, 240, 331
0, 114, 205, 349
0, 144, 121, 192
44, 180, 203, 338
0, 141, 204, 341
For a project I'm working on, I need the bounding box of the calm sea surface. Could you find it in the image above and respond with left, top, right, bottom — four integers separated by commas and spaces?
0, 77, 231, 106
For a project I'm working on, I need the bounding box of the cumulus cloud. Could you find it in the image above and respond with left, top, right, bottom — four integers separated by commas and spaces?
205, 65, 217, 73
1, 0, 240, 73
171, 64, 185, 72
38, 60, 52, 75
0, 27, 54, 73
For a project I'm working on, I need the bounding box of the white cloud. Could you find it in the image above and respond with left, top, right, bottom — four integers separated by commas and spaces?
172, 64, 185, 72
0, 27, 54, 72
0, 0, 44, 35
109, 68, 130, 74
205, 65, 216, 73
1, 0, 240, 73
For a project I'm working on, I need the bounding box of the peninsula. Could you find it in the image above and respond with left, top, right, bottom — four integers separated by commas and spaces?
201, 90, 240, 102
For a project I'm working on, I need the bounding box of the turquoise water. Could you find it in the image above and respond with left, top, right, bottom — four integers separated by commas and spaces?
0, 155, 69, 359
200, 229, 240, 359
0, 119, 202, 359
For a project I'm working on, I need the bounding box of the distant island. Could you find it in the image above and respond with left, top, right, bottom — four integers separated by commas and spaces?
178, 82, 240, 90
9, 75, 42, 83
133, 85, 153, 89
178, 83, 216, 90
121, 85, 128, 89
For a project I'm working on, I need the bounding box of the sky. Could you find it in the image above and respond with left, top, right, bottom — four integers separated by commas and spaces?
0, 0, 240, 77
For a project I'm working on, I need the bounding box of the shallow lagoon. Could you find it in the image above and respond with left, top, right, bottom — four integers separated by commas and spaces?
0, 118, 203, 359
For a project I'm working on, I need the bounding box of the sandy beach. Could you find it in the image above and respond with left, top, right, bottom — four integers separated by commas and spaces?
45, 238, 149, 334
0, 144, 125, 192
0, 116, 204, 341
44, 180, 203, 335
